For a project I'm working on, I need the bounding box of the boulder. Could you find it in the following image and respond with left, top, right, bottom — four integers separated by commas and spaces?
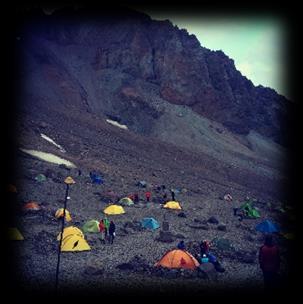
156, 230, 175, 243
197, 263, 218, 281
178, 212, 187, 218
207, 216, 219, 224
217, 223, 227, 231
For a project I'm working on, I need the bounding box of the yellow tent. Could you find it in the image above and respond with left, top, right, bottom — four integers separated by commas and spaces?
57, 226, 84, 241
8, 228, 24, 240
55, 208, 72, 222
61, 234, 91, 252
103, 204, 125, 215
163, 201, 182, 210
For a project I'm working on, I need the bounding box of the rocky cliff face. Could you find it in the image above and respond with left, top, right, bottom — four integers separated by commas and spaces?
18, 7, 292, 148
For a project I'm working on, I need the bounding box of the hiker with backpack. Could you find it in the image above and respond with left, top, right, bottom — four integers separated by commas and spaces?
108, 221, 116, 244
259, 234, 280, 290
200, 240, 225, 272
99, 219, 106, 244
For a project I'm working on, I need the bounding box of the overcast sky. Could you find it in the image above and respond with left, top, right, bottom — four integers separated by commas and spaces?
143, 12, 289, 99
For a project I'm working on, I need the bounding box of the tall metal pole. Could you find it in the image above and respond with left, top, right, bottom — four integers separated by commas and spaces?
55, 182, 69, 291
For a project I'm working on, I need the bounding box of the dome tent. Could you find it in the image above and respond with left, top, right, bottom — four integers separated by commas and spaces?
82, 220, 100, 233
155, 249, 199, 270
163, 201, 182, 210
57, 226, 84, 241
103, 204, 125, 215
141, 217, 160, 230
55, 208, 72, 222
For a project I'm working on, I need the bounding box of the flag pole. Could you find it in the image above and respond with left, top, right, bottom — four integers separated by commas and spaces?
55, 176, 75, 292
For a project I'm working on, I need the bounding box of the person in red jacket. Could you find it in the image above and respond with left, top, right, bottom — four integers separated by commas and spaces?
99, 220, 106, 244
145, 191, 151, 202
259, 234, 280, 290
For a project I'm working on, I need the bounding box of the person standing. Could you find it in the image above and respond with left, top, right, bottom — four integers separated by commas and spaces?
103, 216, 110, 241
134, 193, 139, 204
171, 189, 175, 201
259, 234, 280, 291
108, 221, 116, 244
145, 191, 151, 203
99, 219, 106, 244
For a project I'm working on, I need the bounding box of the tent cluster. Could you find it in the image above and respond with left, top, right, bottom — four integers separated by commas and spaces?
57, 226, 90, 252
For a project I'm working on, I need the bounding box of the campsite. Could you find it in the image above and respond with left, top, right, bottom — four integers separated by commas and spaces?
5, 4, 297, 297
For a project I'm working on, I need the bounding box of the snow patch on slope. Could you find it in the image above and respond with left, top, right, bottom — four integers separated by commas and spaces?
20, 148, 76, 168
40, 133, 66, 153
106, 119, 128, 130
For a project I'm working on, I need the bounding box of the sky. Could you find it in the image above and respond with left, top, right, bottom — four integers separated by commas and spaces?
141, 12, 289, 99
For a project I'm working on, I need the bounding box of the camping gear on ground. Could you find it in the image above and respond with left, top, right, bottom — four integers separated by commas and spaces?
137, 180, 147, 188
119, 197, 134, 206
155, 249, 200, 270
60, 234, 91, 252
103, 204, 125, 215
201, 254, 209, 263
255, 219, 280, 233
240, 201, 260, 218
57, 226, 84, 240
224, 194, 233, 201
82, 220, 100, 233
90, 172, 104, 184
8, 227, 24, 240
7, 184, 17, 193
23, 201, 41, 211
141, 217, 160, 230
35, 174, 47, 182
163, 201, 182, 210
55, 208, 72, 222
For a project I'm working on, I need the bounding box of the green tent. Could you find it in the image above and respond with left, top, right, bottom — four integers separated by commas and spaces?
82, 220, 100, 233
119, 197, 134, 206
35, 174, 47, 182
240, 201, 260, 218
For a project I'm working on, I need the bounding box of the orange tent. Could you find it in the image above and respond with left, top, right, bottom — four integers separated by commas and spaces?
154, 249, 200, 270
23, 201, 41, 211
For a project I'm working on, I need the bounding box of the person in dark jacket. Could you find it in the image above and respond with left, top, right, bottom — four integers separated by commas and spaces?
259, 234, 280, 290
108, 221, 116, 244
171, 189, 175, 201
177, 240, 186, 250
134, 193, 139, 204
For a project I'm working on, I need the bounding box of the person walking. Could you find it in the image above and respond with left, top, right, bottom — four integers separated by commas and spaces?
259, 234, 280, 291
108, 221, 116, 244
103, 216, 110, 241
99, 219, 106, 244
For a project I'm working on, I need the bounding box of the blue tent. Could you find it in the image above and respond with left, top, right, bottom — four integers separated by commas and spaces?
141, 217, 160, 230
255, 219, 280, 233
90, 172, 104, 185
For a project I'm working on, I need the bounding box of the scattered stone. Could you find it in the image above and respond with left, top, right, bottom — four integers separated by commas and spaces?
174, 233, 186, 239
116, 263, 134, 271
156, 230, 175, 243
187, 223, 209, 230
217, 223, 227, 231
83, 266, 104, 276
178, 212, 187, 218
197, 263, 218, 281
246, 234, 256, 242
207, 216, 219, 224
